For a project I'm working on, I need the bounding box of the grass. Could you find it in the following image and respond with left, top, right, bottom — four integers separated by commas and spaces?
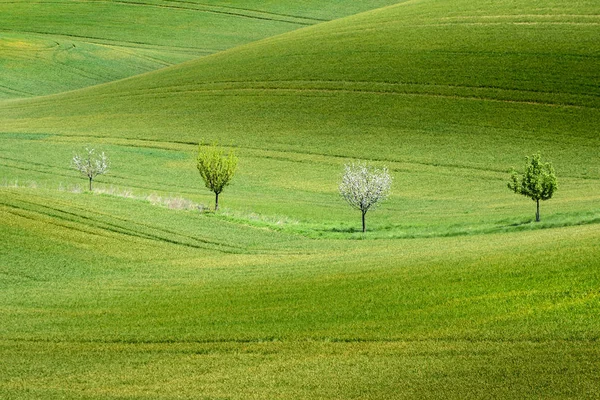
1, 341, 599, 399
1, 186, 599, 398
1, 0, 597, 177
1, 187, 599, 342
0, 0, 599, 397
0, 0, 401, 99
1, 136, 597, 238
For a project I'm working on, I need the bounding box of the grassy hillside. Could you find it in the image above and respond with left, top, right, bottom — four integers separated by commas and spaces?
1, 0, 599, 398
1, 186, 599, 398
0, 0, 402, 99
1, 0, 598, 169
1, 0, 598, 230
0, 136, 598, 238
2, 187, 599, 343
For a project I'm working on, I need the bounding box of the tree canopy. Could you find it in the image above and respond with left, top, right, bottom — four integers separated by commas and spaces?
196, 141, 238, 211
72, 147, 109, 191
508, 153, 557, 222
339, 162, 392, 233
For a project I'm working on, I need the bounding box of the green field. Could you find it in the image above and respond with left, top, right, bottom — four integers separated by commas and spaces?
0, 0, 401, 99
1, 0, 599, 398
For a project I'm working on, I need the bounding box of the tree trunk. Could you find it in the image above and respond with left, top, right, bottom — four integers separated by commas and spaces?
536, 199, 540, 222
215, 192, 219, 211
362, 210, 366, 233
89, 176, 93, 191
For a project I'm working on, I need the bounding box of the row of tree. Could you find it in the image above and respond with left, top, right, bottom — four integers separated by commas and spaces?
72, 145, 557, 232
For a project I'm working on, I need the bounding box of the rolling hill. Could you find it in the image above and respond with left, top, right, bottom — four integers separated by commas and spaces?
1, 0, 598, 228
0, 0, 599, 398
0, 0, 402, 99
1, 0, 598, 170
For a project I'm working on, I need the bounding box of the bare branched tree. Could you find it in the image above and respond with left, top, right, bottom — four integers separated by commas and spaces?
339, 162, 392, 233
72, 147, 109, 191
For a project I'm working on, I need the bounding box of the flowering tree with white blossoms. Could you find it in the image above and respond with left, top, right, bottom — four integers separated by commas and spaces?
339, 162, 392, 233
72, 147, 109, 191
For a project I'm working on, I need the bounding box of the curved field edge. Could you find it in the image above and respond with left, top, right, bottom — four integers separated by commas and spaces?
0, 0, 597, 184
1, 186, 599, 344
0, 0, 405, 99
1, 137, 598, 239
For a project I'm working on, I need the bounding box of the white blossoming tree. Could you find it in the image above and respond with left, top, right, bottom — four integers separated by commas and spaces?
339, 162, 392, 233
72, 147, 109, 191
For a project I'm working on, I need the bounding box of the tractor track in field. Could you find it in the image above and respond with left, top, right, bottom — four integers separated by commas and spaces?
1, 205, 119, 241
2, 336, 599, 346
11, 135, 596, 181
51, 54, 109, 83
1, 192, 249, 254
0, 161, 75, 182
0, 28, 210, 53
105, 0, 316, 26
96, 43, 174, 68
389, 21, 600, 28
41, 78, 596, 110
1, 201, 245, 254
437, 13, 600, 24
0, 84, 34, 97
139, 79, 600, 108
79, 85, 598, 110
0, 0, 319, 26
0, 155, 206, 195
167, 0, 328, 23
1, 188, 323, 253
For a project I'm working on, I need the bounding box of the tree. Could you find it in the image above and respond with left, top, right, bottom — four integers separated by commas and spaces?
339, 162, 392, 233
196, 141, 238, 211
508, 152, 557, 222
72, 147, 109, 191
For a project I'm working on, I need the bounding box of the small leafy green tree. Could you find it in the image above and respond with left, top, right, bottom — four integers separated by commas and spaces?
508, 152, 557, 222
196, 141, 238, 211
339, 162, 392, 233
72, 147, 109, 191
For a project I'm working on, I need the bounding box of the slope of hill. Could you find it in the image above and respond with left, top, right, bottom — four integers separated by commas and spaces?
1, 185, 599, 398
1, 0, 598, 231
1, 0, 598, 228
2, 0, 598, 171
0, 0, 403, 99
1, 0, 599, 398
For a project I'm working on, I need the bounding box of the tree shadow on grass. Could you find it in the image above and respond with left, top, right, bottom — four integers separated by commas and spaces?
499, 219, 535, 228
329, 226, 361, 233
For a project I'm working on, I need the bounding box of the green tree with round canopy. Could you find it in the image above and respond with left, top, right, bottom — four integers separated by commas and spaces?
508, 153, 557, 222
196, 141, 238, 211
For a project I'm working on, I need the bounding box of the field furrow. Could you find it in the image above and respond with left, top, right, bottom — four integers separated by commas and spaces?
1, 0, 599, 397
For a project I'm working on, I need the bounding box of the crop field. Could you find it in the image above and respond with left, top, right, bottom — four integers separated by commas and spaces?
1, 0, 599, 398
0, 0, 400, 99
